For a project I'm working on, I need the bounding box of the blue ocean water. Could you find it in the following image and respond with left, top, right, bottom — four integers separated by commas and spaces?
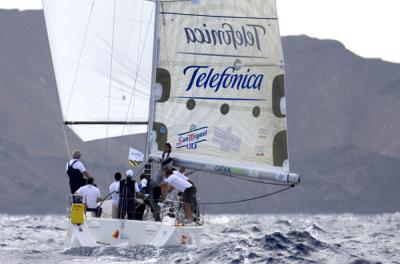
0, 214, 399, 263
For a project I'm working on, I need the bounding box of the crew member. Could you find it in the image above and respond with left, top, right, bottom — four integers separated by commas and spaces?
109, 172, 121, 219
118, 170, 137, 220
66, 149, 91, 194
173, 167, 198, 217
75, 177, 102, 217
139, 173, 161, 221
161, 169, 196, 221
161, 143, 173, 169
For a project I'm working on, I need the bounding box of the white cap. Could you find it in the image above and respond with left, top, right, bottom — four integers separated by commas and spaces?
126, 169, 134, 177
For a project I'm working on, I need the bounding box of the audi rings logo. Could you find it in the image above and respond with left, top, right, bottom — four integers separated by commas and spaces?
255, 146, 266, 157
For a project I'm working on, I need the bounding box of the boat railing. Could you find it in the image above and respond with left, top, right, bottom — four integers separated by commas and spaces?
66, 193, 203, 226
158, 198, 203, 226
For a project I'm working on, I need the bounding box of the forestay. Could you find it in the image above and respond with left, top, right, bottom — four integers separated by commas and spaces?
43, 0, 155, 141
150, 0, 297, 182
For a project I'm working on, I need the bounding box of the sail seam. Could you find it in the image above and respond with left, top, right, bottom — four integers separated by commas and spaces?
105, 0, 117, 168
176, 51, 267, 59
175, 96, 267, 101
121, 4, 155, 134
160, 11, 278, 20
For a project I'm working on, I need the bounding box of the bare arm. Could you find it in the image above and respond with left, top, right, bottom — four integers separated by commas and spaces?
160, 183, 174, 199
83, 171, 91, 179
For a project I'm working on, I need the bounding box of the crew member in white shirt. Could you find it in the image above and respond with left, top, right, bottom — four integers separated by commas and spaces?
173, 167, 198, 218
109, 172, 121, 219
161, 169, 196, 221
173, 169, 189, 181
76, 177, 102, 217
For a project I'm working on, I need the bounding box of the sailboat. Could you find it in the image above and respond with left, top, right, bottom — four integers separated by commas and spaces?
43, 0, 300, 247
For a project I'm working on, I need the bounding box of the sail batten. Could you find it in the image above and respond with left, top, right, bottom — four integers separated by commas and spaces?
64, 121, 149, 125
43, 0, 156, 142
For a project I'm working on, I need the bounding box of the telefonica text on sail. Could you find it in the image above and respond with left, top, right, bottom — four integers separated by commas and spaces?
184, 23, 266, 51
183, 65, 264, 92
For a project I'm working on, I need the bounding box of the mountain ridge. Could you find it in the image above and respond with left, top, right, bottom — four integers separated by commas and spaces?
0, 10, 399, 214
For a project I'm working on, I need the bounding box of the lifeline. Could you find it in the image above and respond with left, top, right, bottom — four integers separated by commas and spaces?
183, 65, 264, 93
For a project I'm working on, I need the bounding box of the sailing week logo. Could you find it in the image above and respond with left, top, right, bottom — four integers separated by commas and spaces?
176, 125, 208, 149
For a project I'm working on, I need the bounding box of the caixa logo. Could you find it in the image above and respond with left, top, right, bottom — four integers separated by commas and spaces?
215, 165, 231, 174
255, 146, 266, 157
176, 125, 208, 149
215, 165, 245, 176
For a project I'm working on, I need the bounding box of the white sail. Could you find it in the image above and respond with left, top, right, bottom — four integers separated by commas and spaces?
150, 0, 295, 182
43, 0, 155, 141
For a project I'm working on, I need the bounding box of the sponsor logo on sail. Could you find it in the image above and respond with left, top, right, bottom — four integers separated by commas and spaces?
215, 165, 245, 176
213, 127, 242, 152
176, 125, 208, 149
183, 65, 264, 93
255, 146, 266, 157
258, 128, 268, 139
184, 23, 267, 51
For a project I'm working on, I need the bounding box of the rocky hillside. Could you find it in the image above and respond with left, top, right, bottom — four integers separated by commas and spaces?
0, 10, 399, 214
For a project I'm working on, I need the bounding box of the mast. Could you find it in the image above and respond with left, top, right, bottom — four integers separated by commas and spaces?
145, 0, 160, 161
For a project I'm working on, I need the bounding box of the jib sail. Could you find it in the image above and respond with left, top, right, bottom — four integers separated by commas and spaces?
43, 0, 156, 141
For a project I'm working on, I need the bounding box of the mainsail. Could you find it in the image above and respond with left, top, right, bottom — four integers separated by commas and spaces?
150, 0, 298, 183
43, 0, 155, 141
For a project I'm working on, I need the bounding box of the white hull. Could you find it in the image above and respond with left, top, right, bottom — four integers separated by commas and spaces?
68, 216, 203, 247
67, 199, 203, 247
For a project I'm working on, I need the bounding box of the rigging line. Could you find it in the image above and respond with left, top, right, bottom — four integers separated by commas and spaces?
62, 124, 71, 160
105, 0, 117, 170
130, 0, 145, 152
115, 0, 146, 151
118, 3, 155, 146
200, 185, 294, 205
65, 0, 96, 116
226, 174, 293, 186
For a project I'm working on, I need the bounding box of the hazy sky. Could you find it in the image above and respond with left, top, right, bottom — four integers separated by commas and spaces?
1, 0, 399, 63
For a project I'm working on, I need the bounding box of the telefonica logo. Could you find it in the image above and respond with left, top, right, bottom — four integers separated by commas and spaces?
183, 65, 264, 93
184, 23, 266, 51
